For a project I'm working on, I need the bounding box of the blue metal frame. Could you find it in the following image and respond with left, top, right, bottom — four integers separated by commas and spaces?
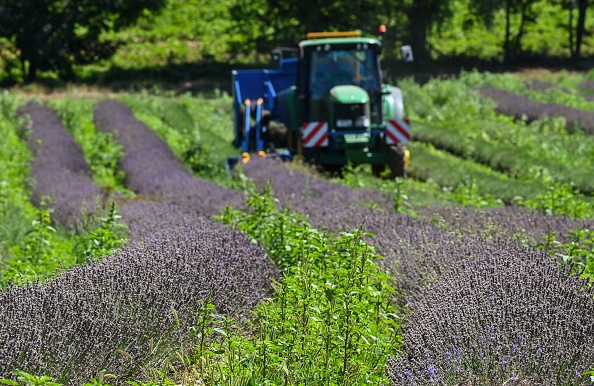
231, 58, 298, 151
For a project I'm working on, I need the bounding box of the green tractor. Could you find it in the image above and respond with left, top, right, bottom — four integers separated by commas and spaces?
229, 27, 412, 178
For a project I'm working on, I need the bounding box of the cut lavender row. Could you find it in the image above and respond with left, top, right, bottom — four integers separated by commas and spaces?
93, 99, 245, 216
478, 85, 594, 135
0, 223, 278, 384
387, 239, 594, 385
17, 102, 106, 230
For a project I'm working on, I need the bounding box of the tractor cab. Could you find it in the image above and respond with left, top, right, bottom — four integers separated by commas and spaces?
229, 28, 413, 178
299, 33, 383, 135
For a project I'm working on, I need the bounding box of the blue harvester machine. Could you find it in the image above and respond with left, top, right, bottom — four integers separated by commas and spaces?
228, 54, 297, 168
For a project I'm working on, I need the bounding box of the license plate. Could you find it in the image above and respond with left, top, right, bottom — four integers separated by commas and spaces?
343, 133, 370, 144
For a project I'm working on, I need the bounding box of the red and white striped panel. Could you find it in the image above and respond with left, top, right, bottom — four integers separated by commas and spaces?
386, 119, 411, 145
302, 122, 329, 148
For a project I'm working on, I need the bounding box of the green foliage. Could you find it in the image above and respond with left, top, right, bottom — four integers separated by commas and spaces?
407, 142, 547, 204
23, 198, 56, 266
448, 177, 503, 209
0, 0, 167, 81
399, 72, 594, 208
74, 201, 128, 264
537, 227, 594, 279
0, 371, 60, 386
339, 163, 453, 211
2, 201, 74, 286
49, 98, 127, 192
208, 180, 401, 384
0, 92, 33, 253
521, 182, 594, 219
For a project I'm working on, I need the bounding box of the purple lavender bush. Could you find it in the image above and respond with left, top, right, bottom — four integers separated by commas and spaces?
387, 239, 594, 385
0, 222, 278, 384
17, 102, 108, 230
93, 99, 245, 217
117, 199, 213, 243
418, 205, 593, 245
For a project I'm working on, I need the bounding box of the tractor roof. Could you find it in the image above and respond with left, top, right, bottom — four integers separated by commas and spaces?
299, 31, 381, 48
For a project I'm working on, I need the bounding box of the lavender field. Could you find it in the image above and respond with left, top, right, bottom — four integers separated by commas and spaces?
1, 71, 594, 385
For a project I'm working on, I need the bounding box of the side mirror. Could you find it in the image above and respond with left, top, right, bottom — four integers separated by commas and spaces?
400, 45, 414, 62
270, 49, 283, 68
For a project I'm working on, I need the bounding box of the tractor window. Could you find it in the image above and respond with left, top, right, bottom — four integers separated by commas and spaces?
309, 47, 380, 99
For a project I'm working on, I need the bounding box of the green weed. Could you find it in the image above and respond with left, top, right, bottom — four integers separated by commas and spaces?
73, 201, 128, 264
194, 180, 403, 384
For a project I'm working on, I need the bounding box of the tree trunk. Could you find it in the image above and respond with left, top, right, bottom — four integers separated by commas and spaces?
512, 1, 530, 55
25, 60, 38, 83
574, 0, 589, 60
568, 0, 575, 58
407, 1, 432, 63
504, 0, 512, 63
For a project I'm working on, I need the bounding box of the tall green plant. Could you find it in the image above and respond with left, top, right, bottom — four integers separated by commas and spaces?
195, 181, 403, 384
74, 201, 128, 264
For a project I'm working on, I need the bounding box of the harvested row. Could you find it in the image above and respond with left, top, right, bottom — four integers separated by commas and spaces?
17, 103, 107, 230
241, 158, 594, 381
478, 85, 594, 135
3, 101, 278, 383
0, 224, 277, 384
412, 121, 594, 195
93, 99, 245, 217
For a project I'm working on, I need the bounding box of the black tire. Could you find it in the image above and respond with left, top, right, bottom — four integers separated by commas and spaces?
265, 120, 288, 149
388, 144, 407, 179
320, 164, 344, 177
371, 163, 386, 177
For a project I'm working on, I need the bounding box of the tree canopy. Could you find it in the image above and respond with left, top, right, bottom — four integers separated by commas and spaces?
0, 0, 166, 81
0, 0, 593, 83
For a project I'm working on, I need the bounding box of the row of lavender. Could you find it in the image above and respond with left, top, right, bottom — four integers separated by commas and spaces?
478, 85, 594, 135
1, 103, 278, 384
240, 158, 594, 384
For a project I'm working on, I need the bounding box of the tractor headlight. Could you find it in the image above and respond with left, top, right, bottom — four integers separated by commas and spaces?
336, 119, 353, 128
355, 116, 370, 128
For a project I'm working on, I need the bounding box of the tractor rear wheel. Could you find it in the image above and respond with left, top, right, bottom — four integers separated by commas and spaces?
388, 144, 407, 179
371, 144, 407, 179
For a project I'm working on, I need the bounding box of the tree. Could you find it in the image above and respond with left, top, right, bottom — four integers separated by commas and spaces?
0, 0, 166, 82
227, 0, 395, 54
568, 0, 590, 60
402, 0, 455, 63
